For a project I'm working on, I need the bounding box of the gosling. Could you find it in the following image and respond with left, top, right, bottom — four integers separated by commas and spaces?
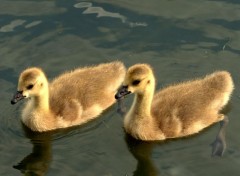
115, 64, 234, 141
11, 61, 126, 132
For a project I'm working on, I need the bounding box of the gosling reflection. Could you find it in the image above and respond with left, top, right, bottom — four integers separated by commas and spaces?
125, 135, 159, 176
211, 103, 231, 157
211, 116, 228, 157
13, 114, 106, 176
116, 97, 127, 116
13, 126, 52, 176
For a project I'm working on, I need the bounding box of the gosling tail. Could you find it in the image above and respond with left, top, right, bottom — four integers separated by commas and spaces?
205, 71, 234, 109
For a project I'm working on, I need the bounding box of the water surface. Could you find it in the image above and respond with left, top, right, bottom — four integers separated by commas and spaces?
1, 0, 240, 175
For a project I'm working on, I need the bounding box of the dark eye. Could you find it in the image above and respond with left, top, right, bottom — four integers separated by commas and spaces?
132, 80, 141, 86
26, 84, 34, 90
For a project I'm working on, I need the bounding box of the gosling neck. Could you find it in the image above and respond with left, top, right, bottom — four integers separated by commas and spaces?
32, 85, 50, 111
131, 79, 155, 117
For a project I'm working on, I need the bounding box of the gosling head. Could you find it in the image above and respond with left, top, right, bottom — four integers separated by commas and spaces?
115, 64, 154, 100
11, 67, 48, 105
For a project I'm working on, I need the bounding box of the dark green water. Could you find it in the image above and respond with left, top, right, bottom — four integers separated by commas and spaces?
1, 0, 240, 175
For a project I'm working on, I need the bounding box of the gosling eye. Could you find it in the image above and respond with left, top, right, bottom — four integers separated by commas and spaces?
26, 84, 34, 90
132, 80, 141, 86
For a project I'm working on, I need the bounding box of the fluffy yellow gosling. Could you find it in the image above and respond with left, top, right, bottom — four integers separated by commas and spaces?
11, 61, 126, 132
115, 64, 234, 141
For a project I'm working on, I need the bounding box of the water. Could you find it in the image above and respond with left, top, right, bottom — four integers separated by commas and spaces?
1, 0, 240, 175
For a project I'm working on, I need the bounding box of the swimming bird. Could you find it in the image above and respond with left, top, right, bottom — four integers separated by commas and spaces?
11, 61, 126, 132
115, 64, 234, 141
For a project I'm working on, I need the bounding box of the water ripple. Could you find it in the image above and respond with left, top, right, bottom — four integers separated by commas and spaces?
74, 2, 148, 28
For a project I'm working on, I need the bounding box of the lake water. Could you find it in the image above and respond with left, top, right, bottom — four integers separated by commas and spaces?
1, 0, 240, 175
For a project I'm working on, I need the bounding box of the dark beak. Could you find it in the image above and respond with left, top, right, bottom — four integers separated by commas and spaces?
11, 91, 25, 105
115, 86, 131, 100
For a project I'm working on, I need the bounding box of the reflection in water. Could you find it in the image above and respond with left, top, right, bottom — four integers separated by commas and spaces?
210, 103, 231, 157
25, 21, 42, 29
0, 19, 42, 33
116, 98, 127, 117
211, 116, 229, 157
74, 2, 147, 27
74, 2, 126, 22
12, 115, 106, 176
0, 19, 26, 32
13, 126, 53, 176
125, 135, 159, 176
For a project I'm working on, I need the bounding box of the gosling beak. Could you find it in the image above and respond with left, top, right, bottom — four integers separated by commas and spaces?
115, 86, 131, 100
11, 91, 25, 105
